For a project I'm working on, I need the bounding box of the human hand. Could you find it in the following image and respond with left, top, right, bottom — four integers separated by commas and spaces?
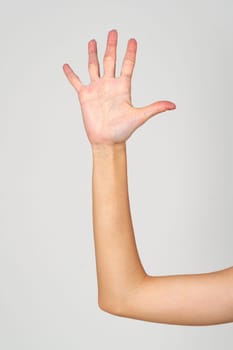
63, 29, 176, 146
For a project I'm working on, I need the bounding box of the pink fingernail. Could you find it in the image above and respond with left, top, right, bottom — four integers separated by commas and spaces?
169, 103, 176, 109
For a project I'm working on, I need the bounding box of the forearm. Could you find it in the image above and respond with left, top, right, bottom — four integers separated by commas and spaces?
91, 142, 147, 312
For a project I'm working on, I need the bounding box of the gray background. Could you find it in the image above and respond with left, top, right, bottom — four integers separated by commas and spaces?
0, 0, 233, 349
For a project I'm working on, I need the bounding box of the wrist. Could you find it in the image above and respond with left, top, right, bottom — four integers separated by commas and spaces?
91, 142, 126, 158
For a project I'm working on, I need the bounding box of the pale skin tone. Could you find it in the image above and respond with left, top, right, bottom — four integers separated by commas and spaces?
63, 29, 233, 326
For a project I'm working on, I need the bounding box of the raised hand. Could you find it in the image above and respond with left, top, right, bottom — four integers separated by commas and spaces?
63, 29, 176, 146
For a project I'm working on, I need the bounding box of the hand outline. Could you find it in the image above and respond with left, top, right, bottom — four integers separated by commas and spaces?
63, 29, 176, 146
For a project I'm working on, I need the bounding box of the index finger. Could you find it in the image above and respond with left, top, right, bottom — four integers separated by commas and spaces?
120, 38, 137, 79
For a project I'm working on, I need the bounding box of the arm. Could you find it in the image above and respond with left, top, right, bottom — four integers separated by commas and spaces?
91, 142, 146, 312
63, 29, 233, 326
92, 142, 233, 326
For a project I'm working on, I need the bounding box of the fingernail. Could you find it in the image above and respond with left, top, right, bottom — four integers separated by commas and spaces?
168, 104, 176, 110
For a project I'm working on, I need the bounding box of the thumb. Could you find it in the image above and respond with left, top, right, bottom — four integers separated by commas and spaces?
135, 100, 176, 124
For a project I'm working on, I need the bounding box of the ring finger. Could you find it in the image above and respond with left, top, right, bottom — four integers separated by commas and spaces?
88, 39, 100, 81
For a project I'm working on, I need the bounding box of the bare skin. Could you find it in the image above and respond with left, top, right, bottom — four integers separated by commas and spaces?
63, 30, 176, 146
63, 30, 233, 326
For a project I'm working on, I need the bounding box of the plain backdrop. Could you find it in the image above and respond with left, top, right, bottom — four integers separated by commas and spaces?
0, 0, 233, 349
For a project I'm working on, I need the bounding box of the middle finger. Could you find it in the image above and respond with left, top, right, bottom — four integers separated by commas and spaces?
103, 29, 118, 78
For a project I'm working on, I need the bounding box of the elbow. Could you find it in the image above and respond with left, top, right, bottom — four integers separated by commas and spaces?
98, 274, 148, 317
98, 295, 125, 316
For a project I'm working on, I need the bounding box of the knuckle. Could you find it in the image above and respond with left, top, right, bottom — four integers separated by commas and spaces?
126, 56, 135, 64
88, 61, 98, 69
104, 54, 114, 61
122, 74, 131, 80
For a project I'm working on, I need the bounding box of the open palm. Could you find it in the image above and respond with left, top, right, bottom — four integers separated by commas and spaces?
63, 29, 176, 146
